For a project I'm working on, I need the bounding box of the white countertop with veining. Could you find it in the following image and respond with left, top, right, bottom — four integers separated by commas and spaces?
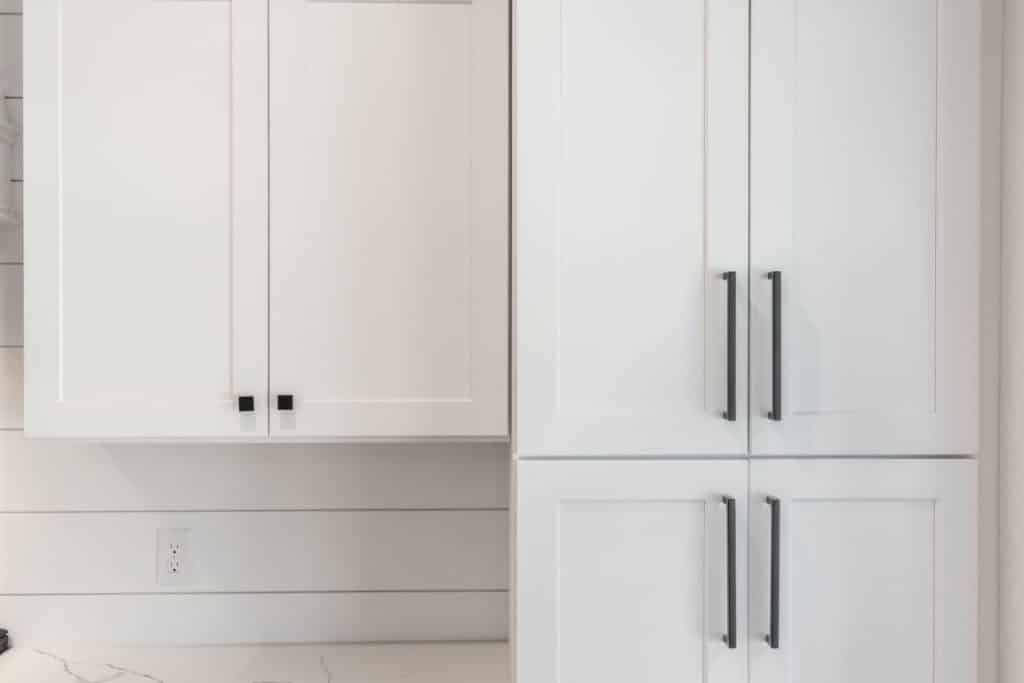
0, 642, 510, 683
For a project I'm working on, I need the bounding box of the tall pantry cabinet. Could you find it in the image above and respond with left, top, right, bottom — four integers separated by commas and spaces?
515, 0, 979, 680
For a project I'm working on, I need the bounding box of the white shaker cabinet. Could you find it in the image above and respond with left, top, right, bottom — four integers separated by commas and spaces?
24, 0, 269, 438
749, 0, 980, 455
749, 460, 976, 683
516, 459, 749, 683
516, 459, 976, 683
268, 0, 509, 439
515, 0, 749, 456
23, 0, 509, 440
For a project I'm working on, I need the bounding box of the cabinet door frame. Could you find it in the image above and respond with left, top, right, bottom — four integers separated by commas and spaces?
749, 0, 980, 456
748, 459, 976, 683
516, 459, 749, 683
514, 0, 749, 457
23, 0, 269, 438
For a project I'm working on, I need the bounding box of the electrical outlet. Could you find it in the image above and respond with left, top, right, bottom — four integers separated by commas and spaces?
157, 528, 192, 586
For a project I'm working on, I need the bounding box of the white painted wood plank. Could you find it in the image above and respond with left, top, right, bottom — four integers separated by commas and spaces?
0, 263, 22, 345
0, 434, 509, 511
0, 346, 21, 427
8, 97, 19, 179
0, 643, 512, 683
0, 15, 20, 96
0, 592, 509, 645
0, 182, 19, 263
0, 2, 21, 13
0, 510, 508, 593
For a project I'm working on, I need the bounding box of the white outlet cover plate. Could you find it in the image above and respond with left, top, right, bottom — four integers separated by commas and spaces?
157, 528, 192, 587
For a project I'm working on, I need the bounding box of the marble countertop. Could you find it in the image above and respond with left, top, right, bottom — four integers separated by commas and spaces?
0, 642, 510, 683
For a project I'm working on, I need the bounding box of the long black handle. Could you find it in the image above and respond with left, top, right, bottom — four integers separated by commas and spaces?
722, 272, 737, 422
722, 495, 737, 649
766, 496, 781, 649
768, 272, 782, 421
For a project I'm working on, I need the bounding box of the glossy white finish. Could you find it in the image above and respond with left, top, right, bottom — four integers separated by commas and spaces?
515, 0, 749, 456
517, 459, 748, 683
0, 642, 511, 683
750, 460, 976, 683
24, 0, 269, 438
750, 0, 980, 455
269, 0, 509, 439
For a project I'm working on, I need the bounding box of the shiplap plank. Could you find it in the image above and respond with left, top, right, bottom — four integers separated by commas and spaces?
0, 592, 509, 645
0, 2, 21, 13
0, 263, 22, 344
0, 346, 21, 427
0, 183, 20, 263
0, 510, 508, 593
8, 97, 19, 179
0, 434, 509, 511
0, 15, 20, 96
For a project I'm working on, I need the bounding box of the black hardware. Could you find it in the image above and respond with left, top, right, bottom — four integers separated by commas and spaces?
0, 628, 8, 655
237, 395, 255, 413
722, 272, 737, 422
767, 496, 781, 649
768, 271, 782, 421
722, 495, 737, 649
277, 394, 294, 411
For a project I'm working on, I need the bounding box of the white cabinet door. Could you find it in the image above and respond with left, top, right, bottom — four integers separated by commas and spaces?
24, 0, 269, 437
749, 460, 976, 683
750, 0, 979, 455
268, 0, 508, 439
516, 460, 748, 683
516, 0, 749, 456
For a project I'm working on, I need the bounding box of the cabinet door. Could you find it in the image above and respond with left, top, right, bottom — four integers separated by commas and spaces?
515, 0, 749, 456
749, 460, 976, 683
516, 460, 748, 683
24, 0, 269, 437
750, 0, 979, 455
268, 0, 508, 439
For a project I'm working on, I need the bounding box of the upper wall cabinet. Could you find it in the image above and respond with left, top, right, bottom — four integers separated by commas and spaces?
749, 0, 979, 455
23, 0, 509, 440
24, 0, 269, 438
516, 0, 749, 456
268, 0, 508, 439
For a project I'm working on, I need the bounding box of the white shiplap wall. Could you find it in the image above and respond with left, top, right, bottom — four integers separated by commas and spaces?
0, 2, 510, 646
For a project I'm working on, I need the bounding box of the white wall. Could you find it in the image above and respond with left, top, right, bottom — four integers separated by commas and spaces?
0, 0, 510, 646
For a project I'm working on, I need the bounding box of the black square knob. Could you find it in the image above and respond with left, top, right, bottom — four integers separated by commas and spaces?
277, 394, 294, 411
237, 395, 255, 413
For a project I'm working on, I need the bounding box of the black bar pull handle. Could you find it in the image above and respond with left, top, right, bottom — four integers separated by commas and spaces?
722, 272, 737, 422
766, 496, 781, 649
722, 495, 737, 649
768, 271, 782, 421
237, 395, 255, 413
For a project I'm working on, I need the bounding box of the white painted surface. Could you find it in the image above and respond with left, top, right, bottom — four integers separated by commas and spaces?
0, 510, 507, 593
0, 599, 504, 645
749, 0, 979, 455
515, 0, 749, 456
269, 0, 508, 439
516, 459, 748, 683
749, 460, 976, 683
0, 345, 21, 427
0, 262, 21, 345
24, 0, 269, 438
0, 642, 511, 683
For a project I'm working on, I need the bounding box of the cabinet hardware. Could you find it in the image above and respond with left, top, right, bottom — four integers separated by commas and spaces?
237, 395, 255, 413
722, 272, 737, 422
768, 272, 782, 421
766, 495, 781, 649
277, 394, 294, 411
722, 495, 737, 649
